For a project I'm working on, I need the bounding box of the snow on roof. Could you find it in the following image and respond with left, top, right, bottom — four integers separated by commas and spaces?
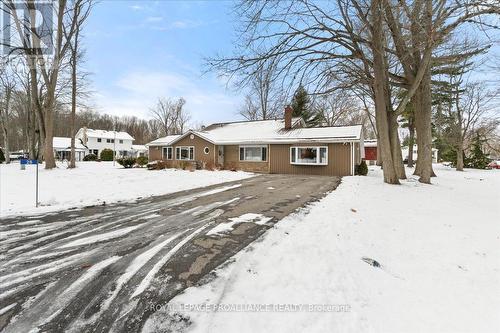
146, 135, 181, 147
53, 137, 86, 150
83, 129, 134, 141
364, 140, 377, 147
131, 145, 147, 151
147, 118, 362, 146
192, 119, 362, 144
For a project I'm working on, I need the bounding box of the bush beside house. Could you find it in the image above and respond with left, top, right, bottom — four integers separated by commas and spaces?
136, 156, 148, 167
356, 160, 368, 176
83, 154, 97, 161
116, 157, 136, 168
100, 149, 114, 161
0, 149, 5, 163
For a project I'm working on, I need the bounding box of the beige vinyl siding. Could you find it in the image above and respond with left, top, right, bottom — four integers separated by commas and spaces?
173, 135, 215, 165
150, 134, 216, 167
224, 145, 269, 173
149, 146, 162, 161
269, 143, 352, 176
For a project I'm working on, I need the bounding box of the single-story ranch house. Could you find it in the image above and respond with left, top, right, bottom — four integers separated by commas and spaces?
146, 107, 365, 176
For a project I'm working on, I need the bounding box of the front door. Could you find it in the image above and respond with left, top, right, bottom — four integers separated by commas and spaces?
218, 145, 224, 166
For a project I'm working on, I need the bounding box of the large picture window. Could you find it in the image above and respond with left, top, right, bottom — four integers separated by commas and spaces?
290, 147, 328, 165
239, 146, 267, 162
163, 147, 173, 160
176, 146, 194, 160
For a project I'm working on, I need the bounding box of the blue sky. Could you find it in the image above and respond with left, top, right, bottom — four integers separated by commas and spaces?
83, 0, 243, 125
81, 1, 499, 126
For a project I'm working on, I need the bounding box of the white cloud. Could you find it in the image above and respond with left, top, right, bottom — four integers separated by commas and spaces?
96, 71, 242, 126
129, 5, 143, 11
170, 20, 202, 29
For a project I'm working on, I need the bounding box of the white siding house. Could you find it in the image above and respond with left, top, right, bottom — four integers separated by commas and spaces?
53, 137, 87, 161
402, 145, 439, 163
75, 128, 136, 158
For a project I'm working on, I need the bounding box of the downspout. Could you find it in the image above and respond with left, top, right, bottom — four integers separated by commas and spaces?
268, 144, 271, 174
351, 142, 355, 176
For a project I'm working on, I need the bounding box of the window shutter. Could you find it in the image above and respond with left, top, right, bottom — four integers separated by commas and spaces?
239, 148, 244, 161
262, 147, 267, 161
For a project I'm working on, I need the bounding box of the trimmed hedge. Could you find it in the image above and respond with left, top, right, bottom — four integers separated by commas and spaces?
136, 156, 148, 167
355, 160, 368, 176
83, 154, 97, 161
117, 157, 136, 168
100, 149, 114, 161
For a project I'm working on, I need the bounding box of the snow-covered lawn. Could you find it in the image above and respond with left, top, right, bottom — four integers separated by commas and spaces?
146, 165, 500, 333
0, 162, 254, 217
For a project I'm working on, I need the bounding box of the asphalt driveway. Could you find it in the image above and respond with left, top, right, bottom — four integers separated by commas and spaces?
0, 174, 340, 332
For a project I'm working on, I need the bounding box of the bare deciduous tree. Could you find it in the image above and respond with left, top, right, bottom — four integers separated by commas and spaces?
67, 0, 93, 168
149, 97, 189, 135
0, 62, 16, 163
451, 82, 498, 170
240, 58, 284, 120
4, 0, 94, 169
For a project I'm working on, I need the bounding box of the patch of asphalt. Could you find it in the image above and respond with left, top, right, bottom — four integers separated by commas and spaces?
0, 174, 340, 332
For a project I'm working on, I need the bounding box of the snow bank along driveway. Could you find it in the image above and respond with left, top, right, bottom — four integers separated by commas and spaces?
151, 165, 500, 333
0, 174, 340, 332
0, 161, 254, 217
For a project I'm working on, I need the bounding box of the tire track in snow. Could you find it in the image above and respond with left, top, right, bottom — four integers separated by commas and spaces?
1, 175, 330, 333
58, 224, 144, 249
68, 209, 226, 332
130, 221, 214, 299
0, 250, 97, 290
71, 233, 184, 330
6, 256, 121, 333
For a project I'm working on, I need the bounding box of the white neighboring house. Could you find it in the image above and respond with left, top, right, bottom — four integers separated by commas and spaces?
131, 145, 148, 157
75, 128, 136, 158
402, 145, 439, 163
53, 137, 87, 161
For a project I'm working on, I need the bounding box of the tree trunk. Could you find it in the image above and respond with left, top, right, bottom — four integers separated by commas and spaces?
456, 144, 464, 171
389, 110, 406, 179
44, 101, 56, 169
407, 123, 415, 167
1, 124, 9, 164
386, 83, 406, 179
371, 0, 399, 184
69, 29, 79, 169
0, 89, 12, 164
413, 73, 434, 183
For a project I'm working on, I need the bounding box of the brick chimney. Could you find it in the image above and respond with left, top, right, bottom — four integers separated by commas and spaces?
284, 105, 293, 130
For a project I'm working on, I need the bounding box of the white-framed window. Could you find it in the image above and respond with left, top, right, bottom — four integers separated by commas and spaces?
204, 147, 210, 155
176, 146, 194, 160
119, 139, 123, 144
163, 147, 173, 160
97, 138, 102, 143
290, 146, 328, 165
239, 145, 267, 162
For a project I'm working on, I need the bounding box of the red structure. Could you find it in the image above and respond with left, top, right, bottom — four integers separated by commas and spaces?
364, 140, 377, 165
365, 146, 377, 161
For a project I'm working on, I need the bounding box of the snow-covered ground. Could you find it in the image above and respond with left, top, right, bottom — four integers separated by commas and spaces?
0, 162, 254, 217
146, 165, 500, 333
